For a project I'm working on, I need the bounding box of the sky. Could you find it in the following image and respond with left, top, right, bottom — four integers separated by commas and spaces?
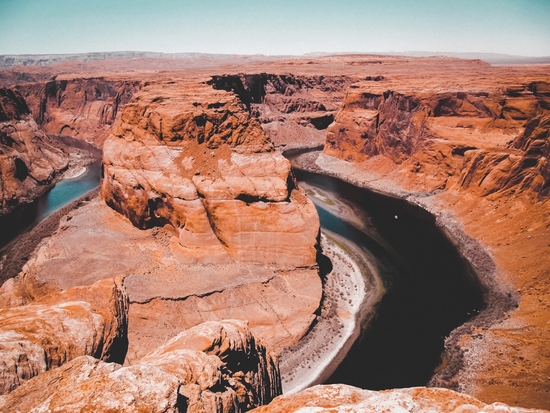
0, 0, 549, 57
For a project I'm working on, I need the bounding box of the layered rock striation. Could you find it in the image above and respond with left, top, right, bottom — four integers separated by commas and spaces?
0, 87, 69, 215
249, 384, 548, 413
16, 78, 142, 146
0, 320, 281, 413
101, 81, 320, 267
0, 277, 128, 394
210, 73, 354, 149
325, 80, 550, 198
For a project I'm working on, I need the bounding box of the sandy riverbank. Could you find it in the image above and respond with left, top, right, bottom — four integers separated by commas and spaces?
279, 230, 384, 394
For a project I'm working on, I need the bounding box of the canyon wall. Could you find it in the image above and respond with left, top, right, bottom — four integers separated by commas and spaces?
316, 63, 550, 408
210, 74, 354, 149
325, 81, 550, 198
0, 87, 69, 215
16, 78, 142, 146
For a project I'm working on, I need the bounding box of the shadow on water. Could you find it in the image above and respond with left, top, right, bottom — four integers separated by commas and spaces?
295, 169, 485, 390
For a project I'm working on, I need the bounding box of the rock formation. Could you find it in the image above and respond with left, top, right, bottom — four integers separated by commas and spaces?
313, 58, 550, 408
15, 78, 142, 146
0, 54, 549, 410
0, 87, 69, 215
325, 80, 550, 198
0, 277, 128, 394
209, 74, 354, 149
0, 320, 281, 413
101, 81, 320, 267
249, 384, 547, 413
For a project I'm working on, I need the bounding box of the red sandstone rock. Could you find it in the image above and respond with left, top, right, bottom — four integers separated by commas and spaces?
101, 81, 320, 266
324, 79, 550, 198
0, 87, 69, 214
249, 384, 547, 413
0, 320, 281, 413
0, 277, 128, 394
16, 78, 142, 146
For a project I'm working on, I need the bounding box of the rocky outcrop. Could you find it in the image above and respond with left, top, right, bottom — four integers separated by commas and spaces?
101, 81, 320, 267
249, 384, 547, 413
0, 87, 69, 215
0, 277, 128, 394
210, 73, 354, 149
0, 320, 281, 413
325, 81, 550, 199
16, 78, 142, 146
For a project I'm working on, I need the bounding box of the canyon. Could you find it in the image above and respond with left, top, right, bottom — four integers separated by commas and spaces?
0, 53, 548, 412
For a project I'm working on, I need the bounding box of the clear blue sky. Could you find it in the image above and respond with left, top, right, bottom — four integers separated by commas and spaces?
1, 0, 549, 56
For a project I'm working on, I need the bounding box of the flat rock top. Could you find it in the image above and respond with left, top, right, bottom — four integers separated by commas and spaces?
27, 198, 281, 303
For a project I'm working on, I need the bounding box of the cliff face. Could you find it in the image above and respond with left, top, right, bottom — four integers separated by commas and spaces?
0, 320, 281, 413
325, 81, 550, 198
0, 87, 69, 215
101, 81, 319, 267
210, 74, 354, 149
319, 68, 550, 408
16, 78, 142, 146
0, 277, 128, 394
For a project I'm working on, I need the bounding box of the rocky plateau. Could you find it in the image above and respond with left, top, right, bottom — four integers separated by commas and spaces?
0, 53, 548, 412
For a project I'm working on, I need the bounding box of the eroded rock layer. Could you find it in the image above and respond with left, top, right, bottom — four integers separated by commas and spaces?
16, 78, 142, 146
0, 277, 128, 394
325, 80, 550, 198
209, 73, 355, 149
0, 87, 69, 215
0, 320, 281, 413
101, 81, 320, 267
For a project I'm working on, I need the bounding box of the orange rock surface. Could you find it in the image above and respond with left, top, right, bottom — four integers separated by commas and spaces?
0, 277, 128, 394
249, 384, 548, 413
15, 78, 142, 146
101, 81, 320, 267
0, 320, 281, 413
0, 87, 69, 214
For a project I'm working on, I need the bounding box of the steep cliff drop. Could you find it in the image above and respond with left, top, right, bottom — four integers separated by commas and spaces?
313, 70, 550, 408
16, 78, 142, 147
101, 81, 319, 267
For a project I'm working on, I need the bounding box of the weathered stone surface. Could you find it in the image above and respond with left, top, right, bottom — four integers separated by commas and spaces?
0, 87, 69, 215
0, 320, 281, 413
0, 196, 321, 361
16, 78, 142, 146
0, 277, 128, 394
324, 80, 550, 198
209, 74, 354, 149
101, 81, 319, 267
249, 384, 547, 413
